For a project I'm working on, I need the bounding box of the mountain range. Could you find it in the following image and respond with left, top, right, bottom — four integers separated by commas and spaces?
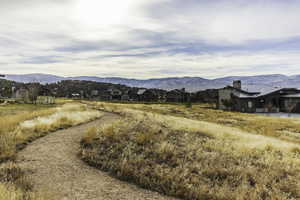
2, 73, 300, 92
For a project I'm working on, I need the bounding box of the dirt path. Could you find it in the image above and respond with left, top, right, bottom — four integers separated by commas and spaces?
17, 113, 177, 200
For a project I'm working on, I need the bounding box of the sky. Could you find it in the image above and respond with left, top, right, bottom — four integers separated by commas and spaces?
1, 0, 300, 79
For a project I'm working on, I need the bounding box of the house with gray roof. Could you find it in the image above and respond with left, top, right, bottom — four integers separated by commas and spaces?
218, 81, 300, 113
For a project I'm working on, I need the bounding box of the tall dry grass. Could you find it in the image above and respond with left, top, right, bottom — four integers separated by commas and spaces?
0, 107, 57, 162
0, 103, 102, 200
86, 101, 300, 144
0, 183, 46, 200
81, 103, 300, 200
0, 103, 102, 161
0, 163, 48, 200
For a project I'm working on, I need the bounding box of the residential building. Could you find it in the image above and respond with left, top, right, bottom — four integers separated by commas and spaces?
218, 81, 300, 113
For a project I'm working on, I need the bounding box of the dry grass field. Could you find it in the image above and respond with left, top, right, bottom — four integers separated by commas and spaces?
89, 102, 300, 144
81, 102, 300, 200
0, 101, 103, 200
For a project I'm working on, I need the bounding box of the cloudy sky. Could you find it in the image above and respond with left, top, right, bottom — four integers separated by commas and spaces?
1, 0, 300, 79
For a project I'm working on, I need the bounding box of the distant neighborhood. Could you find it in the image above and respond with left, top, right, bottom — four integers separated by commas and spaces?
0, 75, 193, 104
1, 74, 300, 113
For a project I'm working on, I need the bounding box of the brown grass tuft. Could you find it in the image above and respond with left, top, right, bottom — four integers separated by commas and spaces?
0, 163, 48, 200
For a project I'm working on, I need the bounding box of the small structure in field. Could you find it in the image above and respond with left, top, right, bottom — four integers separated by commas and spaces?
36, 96, 55, 104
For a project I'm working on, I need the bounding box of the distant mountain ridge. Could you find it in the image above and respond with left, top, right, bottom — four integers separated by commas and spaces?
2, 73, 300, 92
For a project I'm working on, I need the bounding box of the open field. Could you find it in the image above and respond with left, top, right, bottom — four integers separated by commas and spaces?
87, 102, 300, 144
0, 101, 102, 200
2, 100, 300, 200
81, 102, 300, 200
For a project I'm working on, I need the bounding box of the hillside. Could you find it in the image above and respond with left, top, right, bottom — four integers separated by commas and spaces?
3, 73, 300, 92
4, 74, 65, 84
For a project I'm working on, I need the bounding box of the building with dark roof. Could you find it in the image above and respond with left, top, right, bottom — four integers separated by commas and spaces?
218, 81, 300, 113
217, 81, 259, 111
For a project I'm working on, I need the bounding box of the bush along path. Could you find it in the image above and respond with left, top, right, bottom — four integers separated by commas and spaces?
16, 112, 176, 200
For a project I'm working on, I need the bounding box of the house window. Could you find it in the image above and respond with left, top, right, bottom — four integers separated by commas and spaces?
248, 101, 253, 108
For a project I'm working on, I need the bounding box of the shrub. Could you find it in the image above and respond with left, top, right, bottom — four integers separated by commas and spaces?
82, 127, 98, 145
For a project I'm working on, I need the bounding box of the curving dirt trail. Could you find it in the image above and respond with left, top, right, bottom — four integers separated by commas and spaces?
17, 113, 177, 200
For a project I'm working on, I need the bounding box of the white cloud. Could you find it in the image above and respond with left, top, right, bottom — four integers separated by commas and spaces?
1, 49, 300, 78
146, 0, 300, 44
1, 0, 300, 78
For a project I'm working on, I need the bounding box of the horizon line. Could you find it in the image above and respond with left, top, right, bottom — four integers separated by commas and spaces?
1, 72, 298, 81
